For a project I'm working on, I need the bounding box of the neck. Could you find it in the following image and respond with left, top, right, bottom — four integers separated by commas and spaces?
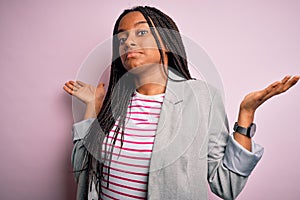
132, 64, 168, 96
136, 83, 166, 95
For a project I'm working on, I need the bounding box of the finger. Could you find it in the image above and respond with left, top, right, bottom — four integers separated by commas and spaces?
63, 85, 74, 95
65, 82, 79, 93
287, 76, 299, 85
76, 80, 86, 87
280, 75, 292, 85
66, 80, 81, 89
69, 80, 76, 86
65, 82, 75, 90
255, 76, 299, 107
66, 80, 81, 88
73, 82, 81, 89
261, 76, 299, 101
294, 75, 300, 83
282, 76, 300, 91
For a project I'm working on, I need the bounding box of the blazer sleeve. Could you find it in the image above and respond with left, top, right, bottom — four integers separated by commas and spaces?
71, 118, 96, 199
71, 118, 95, 182
207, 89, 264, 200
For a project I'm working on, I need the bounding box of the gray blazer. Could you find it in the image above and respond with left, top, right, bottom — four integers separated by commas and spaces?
71, 69, 264, 200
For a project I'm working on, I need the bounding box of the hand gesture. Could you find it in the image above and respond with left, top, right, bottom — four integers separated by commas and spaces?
240, 75, 299, 114
63, 80, 106, 116
235, 75, 299, 151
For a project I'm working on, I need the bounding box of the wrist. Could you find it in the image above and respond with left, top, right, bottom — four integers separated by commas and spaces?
238, 107, 255, 127
87, 100, 102, 114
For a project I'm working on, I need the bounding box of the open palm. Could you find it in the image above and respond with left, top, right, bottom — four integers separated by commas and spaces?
63, 80, 106, 114
240, 75, 299, 113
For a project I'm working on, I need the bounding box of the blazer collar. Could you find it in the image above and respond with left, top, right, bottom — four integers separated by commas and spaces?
163, 68, 187, 105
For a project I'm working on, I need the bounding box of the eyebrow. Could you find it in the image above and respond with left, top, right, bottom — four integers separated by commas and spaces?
117, 21, 148, 34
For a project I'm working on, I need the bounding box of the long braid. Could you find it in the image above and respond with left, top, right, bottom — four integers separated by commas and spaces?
140, 6, 192, 80
80, 6, 194, 198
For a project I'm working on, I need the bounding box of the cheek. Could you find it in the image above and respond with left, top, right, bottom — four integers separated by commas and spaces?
139, 37, 158, 50
139, 38, 159, 55
139, 39, 161, 62
143, 48, 161, 64
146, 49, 161, 63
119, 47, 126, 64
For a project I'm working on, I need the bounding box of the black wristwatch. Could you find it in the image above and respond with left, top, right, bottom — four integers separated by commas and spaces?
233, 122, 256, 138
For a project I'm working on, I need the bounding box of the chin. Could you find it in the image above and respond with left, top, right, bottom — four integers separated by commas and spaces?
126, 64, 152, 75
125, 65, 142, 73
123, 61, 143, 70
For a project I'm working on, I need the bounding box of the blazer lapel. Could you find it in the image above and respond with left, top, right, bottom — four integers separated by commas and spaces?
149, 69, 197, 172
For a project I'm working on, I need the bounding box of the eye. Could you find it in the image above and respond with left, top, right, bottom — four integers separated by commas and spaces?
137, 30, 148, 36
118, 37, 126, 45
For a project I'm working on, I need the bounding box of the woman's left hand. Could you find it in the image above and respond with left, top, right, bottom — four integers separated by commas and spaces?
240, 75, 299, 115
235, 75, 299, 151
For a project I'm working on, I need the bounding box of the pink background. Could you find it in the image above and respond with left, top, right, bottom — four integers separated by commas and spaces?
1, 0, 299, 199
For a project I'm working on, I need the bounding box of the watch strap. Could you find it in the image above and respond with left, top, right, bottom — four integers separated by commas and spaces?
233, 122, 256, 138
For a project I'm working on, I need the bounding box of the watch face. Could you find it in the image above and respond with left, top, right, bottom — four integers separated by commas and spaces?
249, 123, 256, 137
233, 122, 256, 138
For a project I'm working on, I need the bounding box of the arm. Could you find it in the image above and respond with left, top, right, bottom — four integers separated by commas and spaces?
207, 75, 299, 199
207, 89, 255, 200
235, 75, 299, 151
63, 80, 106, 199
63, 80, 106, 178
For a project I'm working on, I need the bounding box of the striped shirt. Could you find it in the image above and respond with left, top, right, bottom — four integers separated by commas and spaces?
99, 90, 165, 200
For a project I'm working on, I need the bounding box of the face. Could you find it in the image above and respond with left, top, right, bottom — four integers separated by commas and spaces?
117, 11, 168, 71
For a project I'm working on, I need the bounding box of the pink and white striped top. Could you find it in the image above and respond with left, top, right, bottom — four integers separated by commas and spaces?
100, 90, 165, 200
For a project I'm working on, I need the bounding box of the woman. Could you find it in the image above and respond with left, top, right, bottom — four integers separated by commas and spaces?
63, 6, 299, 200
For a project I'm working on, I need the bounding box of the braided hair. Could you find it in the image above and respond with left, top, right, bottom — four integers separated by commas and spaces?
80, 5, 193, 197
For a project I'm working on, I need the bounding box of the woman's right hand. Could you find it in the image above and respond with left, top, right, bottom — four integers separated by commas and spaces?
63, 80, 106, 116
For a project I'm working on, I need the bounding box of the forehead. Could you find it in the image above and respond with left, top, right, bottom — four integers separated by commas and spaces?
118, 11, 149, 31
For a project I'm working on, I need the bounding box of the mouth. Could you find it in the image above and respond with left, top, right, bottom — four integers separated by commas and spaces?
125, 50, 142, 59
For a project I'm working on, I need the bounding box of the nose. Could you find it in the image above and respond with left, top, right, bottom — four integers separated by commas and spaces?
125, 41, 136, 50
124, 33, 137, 49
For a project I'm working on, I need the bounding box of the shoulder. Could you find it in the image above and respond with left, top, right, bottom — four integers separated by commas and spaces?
183, 79, 219, 98
166, 68, 224, 102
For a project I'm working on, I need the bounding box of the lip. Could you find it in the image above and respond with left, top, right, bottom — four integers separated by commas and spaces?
125, 50, 142, 59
